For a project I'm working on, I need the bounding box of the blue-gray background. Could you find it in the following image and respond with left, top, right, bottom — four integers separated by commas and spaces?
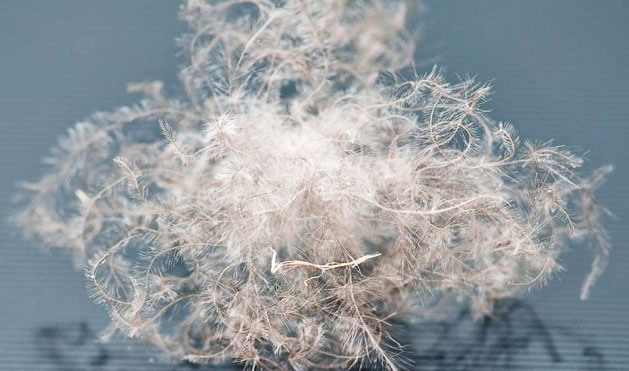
0, 1, 627, 370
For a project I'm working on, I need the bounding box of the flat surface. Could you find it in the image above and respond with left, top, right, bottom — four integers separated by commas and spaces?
1, 1, 627, 370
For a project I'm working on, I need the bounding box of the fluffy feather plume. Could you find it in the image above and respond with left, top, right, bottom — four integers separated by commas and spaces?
15, 1, 611, 370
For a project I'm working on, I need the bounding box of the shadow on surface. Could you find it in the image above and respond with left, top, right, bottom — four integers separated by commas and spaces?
403, 298, 606, 371
33, 321, 237, 371
34, 299, 604, 370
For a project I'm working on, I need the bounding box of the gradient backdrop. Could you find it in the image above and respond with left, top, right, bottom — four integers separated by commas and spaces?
1, 1, 627, 370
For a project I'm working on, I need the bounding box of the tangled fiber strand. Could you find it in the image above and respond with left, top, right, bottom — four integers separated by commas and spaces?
15, 1, 612, 370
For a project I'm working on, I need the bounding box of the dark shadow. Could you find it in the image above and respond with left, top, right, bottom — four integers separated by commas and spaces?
33, 321, 237, 371
396, 298, 607, 371
34, 322, 107, 371
34, 299, 605, 371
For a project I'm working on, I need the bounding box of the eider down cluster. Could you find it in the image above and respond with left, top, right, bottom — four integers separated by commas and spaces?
16, 1, 611, 370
